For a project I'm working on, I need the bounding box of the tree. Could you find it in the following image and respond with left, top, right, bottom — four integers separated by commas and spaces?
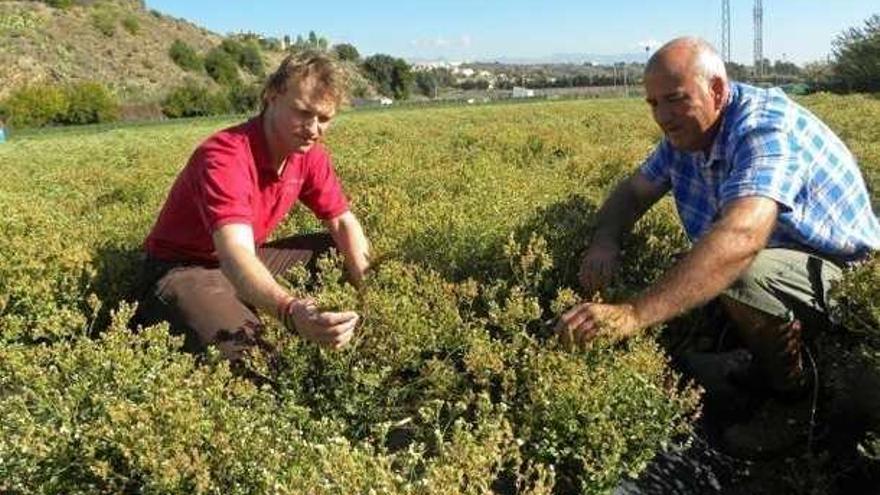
0, 84, 67, 128
724, 61, 749, 81
60, 82, 120, 125
169, 40, 202, 72
802, 60, 834, 90
204, 48, 241, 86
362, 55, 413, 100
415, 71, 439, 98
161, 82, 230, 118
333, 43, 360, 62
832, 13, 880, 92
238, 42, 265, 76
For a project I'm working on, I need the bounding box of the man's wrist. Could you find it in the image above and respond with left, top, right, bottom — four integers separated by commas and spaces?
276, 296, 299, 333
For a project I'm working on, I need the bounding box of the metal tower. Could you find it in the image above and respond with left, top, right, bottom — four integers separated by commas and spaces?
721, 0, 731, 63
754, 0, 764, 76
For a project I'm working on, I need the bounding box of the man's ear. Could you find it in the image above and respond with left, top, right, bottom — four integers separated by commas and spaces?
710, 76, 727, 109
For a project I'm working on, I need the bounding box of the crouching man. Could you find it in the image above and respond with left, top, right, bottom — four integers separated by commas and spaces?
557, 37, 880, 456
131, 51, 370, 362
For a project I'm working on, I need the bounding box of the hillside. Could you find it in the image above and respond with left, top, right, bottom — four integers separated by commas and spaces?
0, 0, 264, 101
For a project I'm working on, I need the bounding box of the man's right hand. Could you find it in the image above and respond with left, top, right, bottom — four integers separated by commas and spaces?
281, 298, 359, 350
578, 240, 621, 295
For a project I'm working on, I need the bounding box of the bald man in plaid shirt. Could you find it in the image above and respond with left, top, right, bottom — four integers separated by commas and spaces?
556, 37, 880, 456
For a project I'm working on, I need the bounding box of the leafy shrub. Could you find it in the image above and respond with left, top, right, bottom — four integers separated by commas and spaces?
832, 14, 880, 93
204, 47, 240, 86
168, 39, 202, 72
237, 42, 264, 76
0, 83, 67, 128
60, 82, 120, 125
1, 94, 877, 492
226, 83, 261, 114
831, 254, 880, 338
0, 82, 120, 128
91, 9, 116, 37
39, 0, 74, 8
333, 42, 360, 62
161, 82, 230, 118
219, 38, 245, 60
121, 14, 139, 35
220, 38, 264, 76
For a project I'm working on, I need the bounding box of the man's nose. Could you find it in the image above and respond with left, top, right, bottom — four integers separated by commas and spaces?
303, 116, 320, 136
653, 104, 674, 126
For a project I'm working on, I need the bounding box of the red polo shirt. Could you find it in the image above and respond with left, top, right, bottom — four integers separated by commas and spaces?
144, 117, 349, 262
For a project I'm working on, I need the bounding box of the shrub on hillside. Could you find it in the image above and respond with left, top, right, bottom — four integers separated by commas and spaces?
39, 0, 74, 8
91, 8, 116, 37
161, 83, 230, 118
237, 42, 264, 76
0, 82, 120, 128
220, 38, 264, 76
219, 38, 245, 60
121, 14, 139, 35
204, 47, 240, 86
168, 39, 202, 72
226, 83, 261, 114
60, 82, 120, 125
0, 84, 67, 128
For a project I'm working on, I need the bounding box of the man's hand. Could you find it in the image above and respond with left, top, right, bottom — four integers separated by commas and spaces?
281, 298, 359, 350
578, 240, 621, 295
555, 302, 641, 349
323, 211, 371, 287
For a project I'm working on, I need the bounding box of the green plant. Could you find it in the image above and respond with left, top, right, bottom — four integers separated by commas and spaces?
91, 9, 116, 37
121, 14, 140, 35
161, 82, 230, 118
0, 83, 67, 128
204, 47, 240, 86
60, 82, 120, 125
1, 94, 877, 492
168, 39, 202, 72
226, 83, 261, 114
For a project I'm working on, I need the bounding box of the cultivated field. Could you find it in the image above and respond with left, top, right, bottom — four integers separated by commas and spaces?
1, 95, 879, 493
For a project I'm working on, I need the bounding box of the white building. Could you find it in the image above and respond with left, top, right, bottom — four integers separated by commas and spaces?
512, 86, 535, 98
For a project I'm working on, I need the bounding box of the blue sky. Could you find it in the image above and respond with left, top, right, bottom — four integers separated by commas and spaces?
145, 1, 878, 65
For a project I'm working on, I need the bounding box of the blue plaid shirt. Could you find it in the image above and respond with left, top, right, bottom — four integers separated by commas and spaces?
640, 82, 880, 262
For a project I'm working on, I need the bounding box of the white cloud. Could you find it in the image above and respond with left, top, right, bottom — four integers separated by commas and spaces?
637, 39, 661, 52
410, 34, 473, 50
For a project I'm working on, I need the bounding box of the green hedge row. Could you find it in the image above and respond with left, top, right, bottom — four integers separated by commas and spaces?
0, 82, 120, 129
160, 82, 260, 118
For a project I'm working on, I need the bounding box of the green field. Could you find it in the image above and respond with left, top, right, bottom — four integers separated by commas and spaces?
1, 95, 879, 493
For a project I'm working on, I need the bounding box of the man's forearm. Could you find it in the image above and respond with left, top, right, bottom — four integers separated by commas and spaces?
324, 212, 370, 283
592, 178, 655, 247
219, 245, 292, 317
629, 197, 777, 328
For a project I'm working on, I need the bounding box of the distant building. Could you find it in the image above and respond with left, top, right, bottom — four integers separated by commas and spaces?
512, 86, 535, 98
378, 97, 393, 106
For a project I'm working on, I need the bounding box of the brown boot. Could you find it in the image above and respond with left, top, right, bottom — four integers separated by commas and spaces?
721, 393, 812, 459
721, 318, 816, 458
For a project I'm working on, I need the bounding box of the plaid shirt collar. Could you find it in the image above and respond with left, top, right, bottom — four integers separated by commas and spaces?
681, 83, 738, 169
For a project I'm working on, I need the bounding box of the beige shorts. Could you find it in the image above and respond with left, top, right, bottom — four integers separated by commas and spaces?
722, 248, 844, 327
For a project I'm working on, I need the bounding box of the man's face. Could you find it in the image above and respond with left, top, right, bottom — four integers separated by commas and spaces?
264, 79, 336, 156
644, 68, 723, 153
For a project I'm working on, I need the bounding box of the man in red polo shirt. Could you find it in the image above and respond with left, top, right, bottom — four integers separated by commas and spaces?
131, 51, 370, 362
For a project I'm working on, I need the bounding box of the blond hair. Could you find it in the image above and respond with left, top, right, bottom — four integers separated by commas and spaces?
261, 50, 349, 112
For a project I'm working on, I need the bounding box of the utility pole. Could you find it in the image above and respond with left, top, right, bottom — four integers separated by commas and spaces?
754, 0, 764, 78
721, 0, 731, 63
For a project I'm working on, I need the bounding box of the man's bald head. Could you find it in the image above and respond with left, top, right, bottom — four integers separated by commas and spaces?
642, 37, 730, 153
646, 37, 728, 85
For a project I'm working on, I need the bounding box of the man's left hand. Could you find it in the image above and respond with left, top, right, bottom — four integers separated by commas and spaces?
555, 302, 641, 349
